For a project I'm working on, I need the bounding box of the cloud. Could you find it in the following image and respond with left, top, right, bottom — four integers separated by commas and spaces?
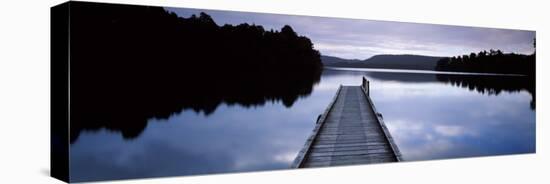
434, 125, 465, 137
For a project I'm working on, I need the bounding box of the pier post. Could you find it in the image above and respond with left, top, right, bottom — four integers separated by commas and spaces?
362, 76, 369, 96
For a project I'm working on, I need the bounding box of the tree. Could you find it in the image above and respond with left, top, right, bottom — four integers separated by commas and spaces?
470, 53, 477, 61
281, 25, 298, 38
496, 50, 503, 56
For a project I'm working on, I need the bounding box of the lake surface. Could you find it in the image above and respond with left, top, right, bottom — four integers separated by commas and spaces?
70, 68, 535, 182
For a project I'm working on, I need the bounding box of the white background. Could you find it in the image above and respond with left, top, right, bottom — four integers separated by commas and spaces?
0, 0, 547, 183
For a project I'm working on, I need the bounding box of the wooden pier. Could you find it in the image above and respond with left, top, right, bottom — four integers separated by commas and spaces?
292, 77, 401, 168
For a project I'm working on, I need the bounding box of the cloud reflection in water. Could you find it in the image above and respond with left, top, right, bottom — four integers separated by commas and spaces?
70, 68, 535, 182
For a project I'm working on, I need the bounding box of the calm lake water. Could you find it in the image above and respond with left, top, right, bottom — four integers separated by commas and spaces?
70, 68, 535, 182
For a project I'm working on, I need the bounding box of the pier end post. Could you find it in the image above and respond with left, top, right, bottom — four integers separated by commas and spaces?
362, 76, 369, 96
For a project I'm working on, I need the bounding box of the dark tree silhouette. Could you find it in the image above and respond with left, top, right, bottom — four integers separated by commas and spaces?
67, 2, 323, 143
435, 48, 535, 76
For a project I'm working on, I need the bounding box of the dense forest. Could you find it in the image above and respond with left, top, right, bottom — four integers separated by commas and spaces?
435, 47, 535, 75
67, 2, 323, 142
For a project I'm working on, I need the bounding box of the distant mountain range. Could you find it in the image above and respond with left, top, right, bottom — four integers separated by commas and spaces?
322, 54, 444, 71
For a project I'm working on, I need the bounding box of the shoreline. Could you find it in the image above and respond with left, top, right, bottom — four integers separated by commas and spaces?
324, 66, 528, 76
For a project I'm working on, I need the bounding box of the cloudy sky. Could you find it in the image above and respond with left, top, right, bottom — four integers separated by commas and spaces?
166, 7, 535, 60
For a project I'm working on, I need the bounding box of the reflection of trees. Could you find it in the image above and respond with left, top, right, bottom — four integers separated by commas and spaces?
323, 69, 535, 110
436, 74, 535, 109
323, 68, 438, 83
68, 2, 322, 143
365, 72, 437, 83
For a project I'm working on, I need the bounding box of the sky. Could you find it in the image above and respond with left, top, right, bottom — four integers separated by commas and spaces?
165, 7, 535, 60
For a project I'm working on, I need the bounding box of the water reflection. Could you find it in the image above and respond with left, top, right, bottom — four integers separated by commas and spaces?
322, 68, 535, 161
326, 68, 535, 109
70, 68, 535, 182
377, 85, 535, 160
69, 71, 320, 143
70, 85, 335, 182
436, 74, 535, 109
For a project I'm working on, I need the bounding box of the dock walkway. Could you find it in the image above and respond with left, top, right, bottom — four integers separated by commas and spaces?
292, 77, 401, 168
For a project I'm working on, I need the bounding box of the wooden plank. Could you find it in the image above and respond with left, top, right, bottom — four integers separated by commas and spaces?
314, 140, 370, 144
311, 145, 391, 153
305, 154, 397, 162
312, 142, 388, 148
305, 157, 396, 167
316, 134, 384, 139
320, 129, 380, 133
307, 156, 397, 163
308, 149, 394, 157
315, 137, 388, 143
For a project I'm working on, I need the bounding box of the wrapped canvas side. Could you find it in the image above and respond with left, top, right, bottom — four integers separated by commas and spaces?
51, 2, 70, 183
